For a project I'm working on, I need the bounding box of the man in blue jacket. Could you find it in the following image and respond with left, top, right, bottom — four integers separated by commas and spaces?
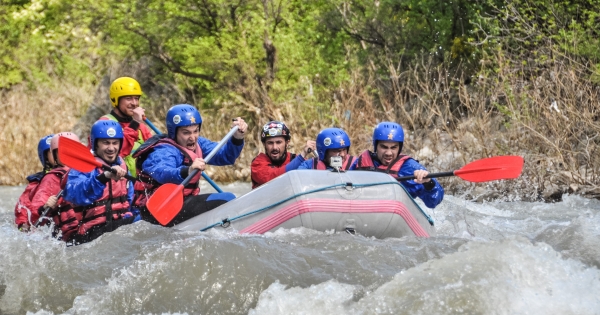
133, 104, 247, 226
350, 122, 444, 208
64, 120, 137, 244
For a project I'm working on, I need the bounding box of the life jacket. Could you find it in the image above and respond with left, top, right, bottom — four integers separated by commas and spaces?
59, 158, 131, 242
102, 113, 144, 177
29, 167, 73, 231
250, 152, 296, 189
311, 155, 356, 170
14, 172, 45, 227
132, 135, 203, 208
355, 150, 410, 179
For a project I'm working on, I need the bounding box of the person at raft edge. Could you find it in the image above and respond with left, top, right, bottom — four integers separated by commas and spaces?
295, 127, 356, 170
14, 134, 55, 231
63, 121, 138, 245
349, 122, 444, 208
132, 104, 247, 226
27, 132, 81, 235
99, 77, 153, 176
250, 121, 316, 189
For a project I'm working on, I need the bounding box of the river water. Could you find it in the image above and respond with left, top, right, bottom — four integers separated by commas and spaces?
0, 181, 599, 315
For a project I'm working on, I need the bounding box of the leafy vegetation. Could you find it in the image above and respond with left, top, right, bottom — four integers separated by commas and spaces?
1, 0, 600, 201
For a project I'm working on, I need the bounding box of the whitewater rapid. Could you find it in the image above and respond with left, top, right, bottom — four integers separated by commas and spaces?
0, 182, 599, 314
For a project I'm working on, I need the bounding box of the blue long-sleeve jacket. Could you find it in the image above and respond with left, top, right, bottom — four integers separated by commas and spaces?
296, 157, 332, 170
285, 154, 306, 171
64, 158, 134, 208
349, 154, 444, 208
141, 137, 244, 185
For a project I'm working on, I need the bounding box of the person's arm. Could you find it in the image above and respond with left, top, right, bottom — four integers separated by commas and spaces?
197, 137, 244, 166
141, 144, 187, 184
294, 158, 314, 170
64, 168, 107, 206
284, 154, 306, 172
30, 173, 62, 216
398, 159, 444, 208
14, 182, 38, 227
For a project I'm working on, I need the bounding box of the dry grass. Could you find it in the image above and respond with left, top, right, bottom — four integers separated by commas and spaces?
0, 82, 93, 185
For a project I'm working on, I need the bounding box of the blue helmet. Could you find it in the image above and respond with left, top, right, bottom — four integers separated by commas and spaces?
90, 120, 124, 151
373, 122, 404, 151
166, 104, 202, 139
37, 134, 54, 168
316, 128, 351, 161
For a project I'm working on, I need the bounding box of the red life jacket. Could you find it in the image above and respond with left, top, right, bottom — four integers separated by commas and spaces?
354, 150, 410, 179
60, 158, 131, 242
132, 136, 203, 207
311, 155, 356, 170
251, 152, 296, 189
28, 166, 74, 232
14, 172, 45, 227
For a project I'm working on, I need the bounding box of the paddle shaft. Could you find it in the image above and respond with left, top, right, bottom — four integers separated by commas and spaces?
397, 171, 455, 181
144, 118, 224, 193
33, 190, 63, 227
143, 118, 161, 134
182, 126, 239, 187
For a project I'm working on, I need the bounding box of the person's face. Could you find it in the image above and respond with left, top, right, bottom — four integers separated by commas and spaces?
376, 140, 401, 166
264, 137, 288, 161
116, 95, 140, 117
96, 139, 121, 164
176, 125, 200, 151
45, 149, 56, 167
324, 148, 348, 165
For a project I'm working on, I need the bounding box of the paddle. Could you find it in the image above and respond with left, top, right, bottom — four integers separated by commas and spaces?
58, 137, 137, 182
32, 190, 63, 228
146, 126, 239, 225
397, 155, 524, 182
143, 117, 224, 193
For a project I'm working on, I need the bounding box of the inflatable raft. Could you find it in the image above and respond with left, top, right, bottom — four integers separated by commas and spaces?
175, 170, 435, 238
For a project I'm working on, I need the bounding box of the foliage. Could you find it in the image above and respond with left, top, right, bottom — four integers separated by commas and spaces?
2, 0, 600, 201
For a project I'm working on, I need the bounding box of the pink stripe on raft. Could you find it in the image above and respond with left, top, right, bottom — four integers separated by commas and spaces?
239, 199, 429, 237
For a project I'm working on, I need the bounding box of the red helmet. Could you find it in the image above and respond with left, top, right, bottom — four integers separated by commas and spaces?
50, 132, 80, 151
260, 121, 290, 142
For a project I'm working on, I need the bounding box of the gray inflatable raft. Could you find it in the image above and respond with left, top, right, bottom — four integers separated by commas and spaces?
175, 170, 435, 238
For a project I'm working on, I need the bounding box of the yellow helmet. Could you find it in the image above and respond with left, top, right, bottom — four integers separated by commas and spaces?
109, 77, 142, 107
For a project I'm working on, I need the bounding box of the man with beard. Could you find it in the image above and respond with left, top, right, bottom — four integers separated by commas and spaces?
349, 121, 444, 208
99, 77, 153, 176
251, 121, 316, 189
133, 104, 247, 226
64, 121, 137, 244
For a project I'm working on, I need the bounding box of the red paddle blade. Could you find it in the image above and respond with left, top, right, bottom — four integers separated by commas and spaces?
454, 156, 524, 182
146, 183, 185, 225
59, 137, 101, 172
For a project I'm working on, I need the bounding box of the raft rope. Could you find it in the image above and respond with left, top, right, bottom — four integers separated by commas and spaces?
199, 181, 435, 232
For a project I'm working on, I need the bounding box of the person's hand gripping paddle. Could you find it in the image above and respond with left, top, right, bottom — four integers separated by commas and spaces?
146, 126, 239, 225
58, 137, 137, 182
